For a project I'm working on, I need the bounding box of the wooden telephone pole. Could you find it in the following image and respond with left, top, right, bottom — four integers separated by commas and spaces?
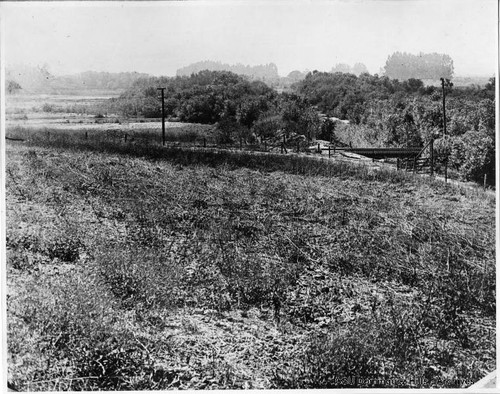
440, 78, 453, 180
440, 78, 453, 138
157, 87, 166, 146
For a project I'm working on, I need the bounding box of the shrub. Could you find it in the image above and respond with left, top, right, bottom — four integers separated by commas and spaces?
41, 103, 56, 112
94, 246, 185, 310
46, 238, 84, 263
457, 129, 495, 184
273, 312, 404, 388
273, 299, 484, 389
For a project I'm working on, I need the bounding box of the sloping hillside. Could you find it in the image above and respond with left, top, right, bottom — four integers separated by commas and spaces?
6, 136, 495, 390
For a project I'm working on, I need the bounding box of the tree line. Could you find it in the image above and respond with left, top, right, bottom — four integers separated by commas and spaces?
110, 69, 495, 185
295, 71, 494, 184
110, 70, 320, 146
383, 52, 454, 81
176, 61, 280, 82
5, 65, 150, 93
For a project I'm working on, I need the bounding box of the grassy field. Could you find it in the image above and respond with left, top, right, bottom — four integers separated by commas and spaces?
5, 93, 119, 119
5, 127, 495, 390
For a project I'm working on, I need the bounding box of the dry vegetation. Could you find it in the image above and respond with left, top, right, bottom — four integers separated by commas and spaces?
5, 129, 495, 390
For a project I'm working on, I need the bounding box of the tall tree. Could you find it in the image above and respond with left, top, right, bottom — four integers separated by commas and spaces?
6, 80, 22, 94
384, 52, 454, 80
331, 63, 352, 74
352, 63, 369, 76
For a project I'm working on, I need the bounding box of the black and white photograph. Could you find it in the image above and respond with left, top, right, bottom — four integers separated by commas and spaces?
0, 0, 497, 390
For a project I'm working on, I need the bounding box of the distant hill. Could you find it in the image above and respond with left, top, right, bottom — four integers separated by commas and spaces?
54, 71, 151, 92
331, 62, 369, 76
6, 64, 53, 93
6, 65, 150, 94
176, 61, 280, 82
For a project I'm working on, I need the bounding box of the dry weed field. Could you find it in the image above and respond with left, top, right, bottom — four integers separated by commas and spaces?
4, 95, 496, 390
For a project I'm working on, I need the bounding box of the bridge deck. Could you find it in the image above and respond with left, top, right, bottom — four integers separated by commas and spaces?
336, 147, 422, 159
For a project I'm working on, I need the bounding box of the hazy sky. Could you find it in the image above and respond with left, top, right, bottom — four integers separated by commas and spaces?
1, 0, 497, 77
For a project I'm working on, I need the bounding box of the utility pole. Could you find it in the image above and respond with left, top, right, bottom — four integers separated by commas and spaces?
440, 78, 453, 178
157, 87, 166, 146
440, 78, 453, 138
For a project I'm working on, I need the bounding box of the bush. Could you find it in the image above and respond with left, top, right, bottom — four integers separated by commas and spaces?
214, 117, 241, 144
273, 308, 416, 388
445, 128, 495, 184
273, 299, 484, 389
7, 80, 22, 94
41, 103, 56, 113
458, 129, 495, 184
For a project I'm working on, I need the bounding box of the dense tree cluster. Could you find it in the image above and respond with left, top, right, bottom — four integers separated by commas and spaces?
6, 80, 22, 94
57, 71, 150, 90
175, 61, 312, 91
295, 71, 494, 183
176, 61, 280, 82
383, 52, 454, 81
6, 65, 149, 93
331, 62, 369, 76
114, 68, 494, 185
113, 70, 322, 144
115, 71, 275, 122
294, 71, 430, 123
6, 64, 53, 93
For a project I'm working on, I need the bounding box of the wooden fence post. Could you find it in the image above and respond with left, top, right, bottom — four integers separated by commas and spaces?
484, 174, 487, 190
430, 139, 434, 176
445, 158, 448, 183
157, 87, 166, 146
328, 145, 331, 158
